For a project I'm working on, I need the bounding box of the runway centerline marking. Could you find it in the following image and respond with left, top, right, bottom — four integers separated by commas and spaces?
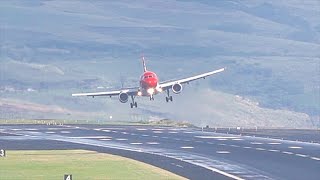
295, 154, 308, 158
288, 146, 302, 149
180, 146, 194, 149
268, 149, 280, 152
116, 138, 128, 141
282, 151, 294, 155
45, 132, 55, 134
255, 148, 266, 151
60, 131, 70, 134
250, 142, 263, 145
102, 130, 111, 132
268, 142, 281, 145
169, 132, 178, 134
130, 142, 143, 145
195, 136, 239, 139
216, 151, 230, 154
142, 134, 149, 137
100, 139, 112, 141
69, 136, 111, 139
147, 142, 159, 145
311, 157, 320, 161
153, 131, 163, 134
137, 128, 147, 131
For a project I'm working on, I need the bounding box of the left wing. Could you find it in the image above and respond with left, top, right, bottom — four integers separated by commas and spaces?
72, 88, 138, 97
159, 67, 225, 89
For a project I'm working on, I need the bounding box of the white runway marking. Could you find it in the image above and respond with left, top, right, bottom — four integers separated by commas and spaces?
288, 146, 302, 149
147, 142, 159, 145
217, 139, 227, 141
295, 154, 308, 158
232, 139, 243, 141
183, 131, 193, 134
26, 128, 38, 131
152, 129, 163, 131
153, 131, 163, 134
152, 136, 158, 138
69, 136, 111, 139
111, 131, 118, 133
282, 151, 294, 155
45, 132, 55, 134
216, 151, 230, 154
230, 145, 240, 148
218, 143, 227, 146
94, 128, 101, 131
137, 128, 147, 131
100, 139, 112, 141
255, 148, 266, 151
130, 142, 143, 145
11, 129, 22, 131
121, 132, 128, 134
268, 142, 281, 145
142, 134, 149, 137
169, 131, 178, 134
60, 131, 70, 134
195, 136, 238, 139
116, 138, 128, 141
250, 142, 263, 145
180, 146, 194, 149
243, 146, 252, 149
102, 130, 111, 132
311, 157, 320, 161
268, 149, 280, 152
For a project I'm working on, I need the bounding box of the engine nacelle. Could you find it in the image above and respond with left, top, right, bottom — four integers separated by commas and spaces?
119, 92, 129, 103
172, 83, 183, 94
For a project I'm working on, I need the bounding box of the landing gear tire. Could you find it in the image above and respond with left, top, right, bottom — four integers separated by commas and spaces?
166, 96, 173, 102
130, 102, 138, 108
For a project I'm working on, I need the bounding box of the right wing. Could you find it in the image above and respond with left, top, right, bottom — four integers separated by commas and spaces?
159, 67, 225, 90
72, 88, 138, 97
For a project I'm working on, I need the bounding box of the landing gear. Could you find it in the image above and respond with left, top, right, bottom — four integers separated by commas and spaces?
165, 89, 173, 102
150, 95, 155, 101
130, 95, 138, 108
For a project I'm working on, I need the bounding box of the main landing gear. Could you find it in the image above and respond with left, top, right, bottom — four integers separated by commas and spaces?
165, 89, 173, 102
130, 95, 138, 108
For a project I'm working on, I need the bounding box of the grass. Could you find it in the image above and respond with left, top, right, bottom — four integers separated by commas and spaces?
0, 150, 185, 180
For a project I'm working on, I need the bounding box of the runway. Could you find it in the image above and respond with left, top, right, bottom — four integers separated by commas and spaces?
1, 124, 319, 180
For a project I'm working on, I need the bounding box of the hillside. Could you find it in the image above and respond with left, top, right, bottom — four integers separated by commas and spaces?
0, 0, 319, 127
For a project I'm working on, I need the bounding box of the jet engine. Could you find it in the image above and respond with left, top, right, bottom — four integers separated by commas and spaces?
119, 92, 129, 103
172, 83, 183, 94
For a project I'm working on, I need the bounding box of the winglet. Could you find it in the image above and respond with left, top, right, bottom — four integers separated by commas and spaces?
142, 55, 147, 72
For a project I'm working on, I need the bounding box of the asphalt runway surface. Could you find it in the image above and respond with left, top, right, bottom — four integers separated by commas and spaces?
0, 124, 319, 180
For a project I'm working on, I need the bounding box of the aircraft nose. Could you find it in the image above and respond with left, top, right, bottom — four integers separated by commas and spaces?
147, 80, 157, 87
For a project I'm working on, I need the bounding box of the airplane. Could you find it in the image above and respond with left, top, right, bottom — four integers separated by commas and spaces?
72, 56, 225, 108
